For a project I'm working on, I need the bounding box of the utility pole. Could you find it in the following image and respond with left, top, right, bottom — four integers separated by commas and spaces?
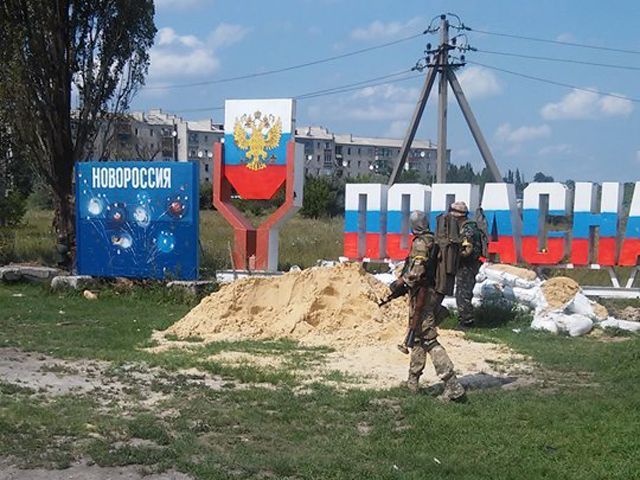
436, 15, 449, 183
388, 13, 502, 186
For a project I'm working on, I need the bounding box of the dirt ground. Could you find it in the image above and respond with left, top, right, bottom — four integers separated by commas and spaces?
0, 463, 191, 480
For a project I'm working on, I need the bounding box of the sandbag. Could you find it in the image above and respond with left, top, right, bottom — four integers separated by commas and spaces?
555, 313, 594, 337
566, 293, 596, 319
483, 267, 538, 290
599, 318, 640, 333
531, 315, 559, 334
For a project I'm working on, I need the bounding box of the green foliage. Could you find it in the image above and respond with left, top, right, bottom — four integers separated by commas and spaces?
199, 182, 212, 210
300, 176, 344, 218
0, 192, 27, 227
27, 183, 55, 210
533, 171, 555, 182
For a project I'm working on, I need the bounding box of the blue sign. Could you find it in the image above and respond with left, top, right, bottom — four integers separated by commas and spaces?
76, 161, 199, 280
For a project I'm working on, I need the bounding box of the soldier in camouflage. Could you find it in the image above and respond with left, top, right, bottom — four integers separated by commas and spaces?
401, 210, 465, 401
452, 202, 486, 329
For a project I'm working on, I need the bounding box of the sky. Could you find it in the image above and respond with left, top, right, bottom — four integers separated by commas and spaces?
132, 0, 640, 183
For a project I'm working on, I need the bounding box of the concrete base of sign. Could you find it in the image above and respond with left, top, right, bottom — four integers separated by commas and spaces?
167, 280, 217, 296
215, 270, 283, 284
0, 265, 64, 283
51, 275, 97, 291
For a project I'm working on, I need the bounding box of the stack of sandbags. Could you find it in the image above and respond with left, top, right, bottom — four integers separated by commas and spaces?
531, 277, 611, 337
473, 264, 544, 311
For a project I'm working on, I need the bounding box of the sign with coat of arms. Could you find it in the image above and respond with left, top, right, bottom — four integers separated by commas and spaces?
223, 99, 294, 199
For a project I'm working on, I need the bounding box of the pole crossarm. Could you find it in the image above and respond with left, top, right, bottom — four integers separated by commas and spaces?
387, 13, 502, 187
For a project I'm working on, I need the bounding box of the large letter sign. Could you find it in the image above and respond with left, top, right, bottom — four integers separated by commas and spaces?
342, 181, 640, 267
76, 161, 199, 280
214, 99, 303, 271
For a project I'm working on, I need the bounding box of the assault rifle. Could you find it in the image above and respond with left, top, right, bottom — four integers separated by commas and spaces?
377, 279, 409, 307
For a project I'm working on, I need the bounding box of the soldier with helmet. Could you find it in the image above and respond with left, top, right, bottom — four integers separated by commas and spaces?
394, 210, 465, 401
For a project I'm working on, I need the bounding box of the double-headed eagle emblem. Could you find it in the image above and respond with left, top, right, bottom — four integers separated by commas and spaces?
233, 111, 282, 171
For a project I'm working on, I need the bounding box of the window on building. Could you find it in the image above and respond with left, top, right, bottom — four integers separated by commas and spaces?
316, 154, 320, 163
325, 142, 330, 149
134, 128, 139, 136
357, 160, 361, 168
323, 151, 332, 168
336, 145, 342, 155
317, 142, 320, 149
204, 135, 208, 141
205, 164, 209, 172
358, 147, 361, 155
150, 129, 154, 137
347, 147, 351, 155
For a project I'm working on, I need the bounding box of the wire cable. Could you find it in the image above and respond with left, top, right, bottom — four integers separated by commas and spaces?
467, 59, 640, 103
143, 32, 424, 91
475, 48, 640, 71
469, 28, 640, 56
172, 69, 424, 113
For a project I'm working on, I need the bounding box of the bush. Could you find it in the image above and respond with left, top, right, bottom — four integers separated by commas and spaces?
300, 176, 344, 219
0, 192, 27, 227
27, 184, 55, 210
199, 182, 213, 210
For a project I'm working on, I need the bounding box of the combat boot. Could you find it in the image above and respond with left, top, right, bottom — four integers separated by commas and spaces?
439, 378, 466, 402
405, 376, 419, 393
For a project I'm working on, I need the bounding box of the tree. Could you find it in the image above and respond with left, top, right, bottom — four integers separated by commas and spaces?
0, 0, 156, 258
533, 172, 554, 183
300, 176, 344, 219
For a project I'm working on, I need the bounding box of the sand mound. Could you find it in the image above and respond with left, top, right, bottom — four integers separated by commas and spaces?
166, 263, 408, 347
486, 264, 538, 281
542, 277, 580, 310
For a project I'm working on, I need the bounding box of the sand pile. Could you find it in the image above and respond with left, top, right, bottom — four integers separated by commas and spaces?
542, 277, 581, 310
166, 263, 408, 347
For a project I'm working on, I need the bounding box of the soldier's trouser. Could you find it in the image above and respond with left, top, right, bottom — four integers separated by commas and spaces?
455, 262, 480, 323
408, 290, 456, 383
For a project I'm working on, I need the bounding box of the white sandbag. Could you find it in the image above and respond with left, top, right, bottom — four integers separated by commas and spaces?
374, 273, 396, 286
566, 292, 596, 319
441, 297, 458, 311
599, 318, 640, 333
484, 267, 538, 290
555, 313, 594, 337
473, 280, 503, 299
512, 286, 543, 308
531, 315, 559, 334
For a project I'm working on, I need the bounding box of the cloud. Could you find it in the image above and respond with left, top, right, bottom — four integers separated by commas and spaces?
538, 144, 573, 156
208, 23, 250, 49
148, 24, 248, 80
350, 17, 423, 41
556, 32, 576, 43
386, 120, 408, 138
496, 123, 551, 144
306, 82, 420, 126
541, 88, 634, 120
155, 0, 210, 10
456, 66, 502, 99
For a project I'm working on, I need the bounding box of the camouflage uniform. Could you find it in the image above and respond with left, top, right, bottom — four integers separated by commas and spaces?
402, 211, 465, 401
455, 219, 483, 326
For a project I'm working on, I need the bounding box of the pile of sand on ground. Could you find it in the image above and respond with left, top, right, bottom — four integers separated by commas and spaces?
542, 277, 581, 310
486, 264, 538, 281
166, 263, 408, 347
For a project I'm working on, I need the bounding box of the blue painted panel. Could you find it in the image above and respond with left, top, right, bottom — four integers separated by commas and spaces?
626, 217, 640, 239
572, 212, 619, 238
483, 210, 515, 236
223, 133, 291, 166
345, 210, 383, 233
387, 211, 405, 234
76, 161, 199, 280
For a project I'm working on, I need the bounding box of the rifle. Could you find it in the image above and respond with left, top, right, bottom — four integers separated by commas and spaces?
377, 279, 409, 307
397, 284, 427, 354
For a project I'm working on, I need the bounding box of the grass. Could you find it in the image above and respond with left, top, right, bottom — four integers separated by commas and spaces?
2, 209, 344, 276
1, 283, 640, 478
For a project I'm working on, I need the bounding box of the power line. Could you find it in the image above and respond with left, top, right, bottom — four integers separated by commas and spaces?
143, 32, 424, 91
172, 69, 421, 113
469, 27, 640, 56
476, 48, 640, 71
467, 59, 640, 103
